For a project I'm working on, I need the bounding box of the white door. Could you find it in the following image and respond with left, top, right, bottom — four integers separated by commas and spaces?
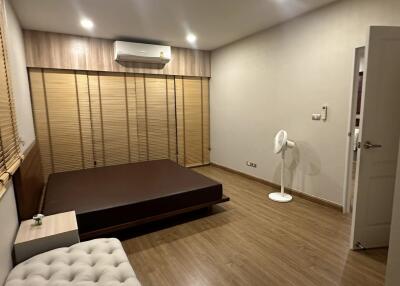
351, 26, 400, 249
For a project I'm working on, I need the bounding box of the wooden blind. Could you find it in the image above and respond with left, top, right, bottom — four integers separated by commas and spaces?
202, 79, 210, 164
145, 75, 170, 160
175, 77, 210, 167
175, 77, 185, 166
97, 72, 130, 166
45, 70, 83, 173
183, 77, 203, 167
75, 71, 95, 169
29, 68, 209, 180
0, 18, 22, 196
87, 72, 105, 167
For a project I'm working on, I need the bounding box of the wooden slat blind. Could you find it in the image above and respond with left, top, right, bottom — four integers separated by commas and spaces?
87, 72, 105, 167
202, 79, 210, 164
98, 72, 130, 166
0, 17, 22, 196
175, 77, 185, 166
145, 75, 170, 160
134, 74, 149, 162
125, 74, 140, 162
166, 76, 177, 162
29, 68, 210, 180
183, 77, 203, 167
45, 70, 83, 173
29, 69, 53, 179
75, 71, 95, 169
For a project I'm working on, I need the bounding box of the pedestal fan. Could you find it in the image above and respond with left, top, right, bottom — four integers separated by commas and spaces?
269, 130, 295, 203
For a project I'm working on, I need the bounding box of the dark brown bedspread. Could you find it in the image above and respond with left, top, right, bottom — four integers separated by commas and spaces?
43, 160, 223, 234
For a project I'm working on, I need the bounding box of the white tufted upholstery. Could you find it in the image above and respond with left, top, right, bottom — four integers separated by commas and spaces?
6, 238, 141, 286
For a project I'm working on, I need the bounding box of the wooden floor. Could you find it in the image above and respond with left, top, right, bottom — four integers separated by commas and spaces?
121, 165, 387, 286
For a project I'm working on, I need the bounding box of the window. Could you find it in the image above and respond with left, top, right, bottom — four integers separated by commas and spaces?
0, 19, 21, 197
29, 69, 210, 181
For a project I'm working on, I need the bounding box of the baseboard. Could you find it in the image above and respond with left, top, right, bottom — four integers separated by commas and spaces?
209, 162, 343, 212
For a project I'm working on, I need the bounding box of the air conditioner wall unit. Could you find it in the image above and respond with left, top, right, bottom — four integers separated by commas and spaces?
113, 41, 171, 64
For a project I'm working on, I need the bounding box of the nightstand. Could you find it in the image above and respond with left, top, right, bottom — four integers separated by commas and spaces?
14, 211, 80, 264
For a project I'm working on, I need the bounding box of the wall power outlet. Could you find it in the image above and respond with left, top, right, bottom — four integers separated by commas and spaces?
246, 161, 257, 168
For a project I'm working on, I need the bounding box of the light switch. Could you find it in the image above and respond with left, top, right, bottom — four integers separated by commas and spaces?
321, 105, 328, 121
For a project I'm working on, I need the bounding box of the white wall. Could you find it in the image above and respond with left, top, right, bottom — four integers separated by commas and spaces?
210, 0, 400, 205
386, 142, 400, 285
0, 182, 19, 285
0, 1, 35, 284
4, 0, 34, 153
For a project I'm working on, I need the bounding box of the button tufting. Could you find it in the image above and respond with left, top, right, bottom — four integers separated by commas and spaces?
44, 273, 51, 280
69, 273, 76, 282
5, 238, 141, 286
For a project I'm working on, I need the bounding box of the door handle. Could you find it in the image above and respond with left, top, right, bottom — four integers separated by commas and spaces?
364, 141, 382, 149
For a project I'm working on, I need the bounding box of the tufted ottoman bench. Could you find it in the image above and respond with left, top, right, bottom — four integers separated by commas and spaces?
6, 238, 141, 286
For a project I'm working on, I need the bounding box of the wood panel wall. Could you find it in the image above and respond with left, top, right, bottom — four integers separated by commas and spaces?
29, 68, 210, 180
13, 142, 44, 220
24, 30, 211, 77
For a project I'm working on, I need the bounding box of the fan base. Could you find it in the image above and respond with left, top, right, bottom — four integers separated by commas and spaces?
268, 192, 293, 203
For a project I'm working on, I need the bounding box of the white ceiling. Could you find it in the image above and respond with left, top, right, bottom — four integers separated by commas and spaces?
10, 0, 337, 50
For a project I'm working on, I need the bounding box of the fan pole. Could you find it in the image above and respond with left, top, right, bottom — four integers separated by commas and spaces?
268, 147, 293, 203
280, 151, 285, 194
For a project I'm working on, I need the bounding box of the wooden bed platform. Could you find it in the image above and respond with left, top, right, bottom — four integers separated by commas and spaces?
42, 160, 229, 239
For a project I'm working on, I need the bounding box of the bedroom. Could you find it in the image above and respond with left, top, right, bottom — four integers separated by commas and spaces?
1, 0, 400, 285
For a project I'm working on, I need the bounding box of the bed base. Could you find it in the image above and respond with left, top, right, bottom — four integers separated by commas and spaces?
80, 195, 229, 240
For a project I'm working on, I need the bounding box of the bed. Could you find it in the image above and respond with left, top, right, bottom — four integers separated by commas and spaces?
14, 149, 229, 239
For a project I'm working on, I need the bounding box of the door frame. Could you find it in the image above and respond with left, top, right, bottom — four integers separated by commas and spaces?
342, 47, 365, 214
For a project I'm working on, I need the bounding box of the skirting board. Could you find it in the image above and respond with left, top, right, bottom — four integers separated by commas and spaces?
210, 163, 342, 212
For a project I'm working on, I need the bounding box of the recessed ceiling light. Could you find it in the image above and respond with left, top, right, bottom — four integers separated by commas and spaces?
80, 19, 94, 30
186, 33, 197, 44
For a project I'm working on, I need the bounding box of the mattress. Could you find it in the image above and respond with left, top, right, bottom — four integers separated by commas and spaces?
43, 160, 223, 235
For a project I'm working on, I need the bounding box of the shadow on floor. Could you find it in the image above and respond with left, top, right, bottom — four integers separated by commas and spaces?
112, 205, 228, 243
340, 248, 388, 285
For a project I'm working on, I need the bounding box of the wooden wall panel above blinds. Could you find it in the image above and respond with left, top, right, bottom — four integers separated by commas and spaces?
29, 68, 210, 180
24, 30, 211, 77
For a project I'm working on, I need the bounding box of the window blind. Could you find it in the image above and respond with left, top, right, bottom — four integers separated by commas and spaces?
144, 75, 170, 161
183, 77, 203, 167
44, 70, 83, 173
29, 68, 210, 181
97, 72, 130, 166
202, 78, 210, 165
0, 21, 22, 196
